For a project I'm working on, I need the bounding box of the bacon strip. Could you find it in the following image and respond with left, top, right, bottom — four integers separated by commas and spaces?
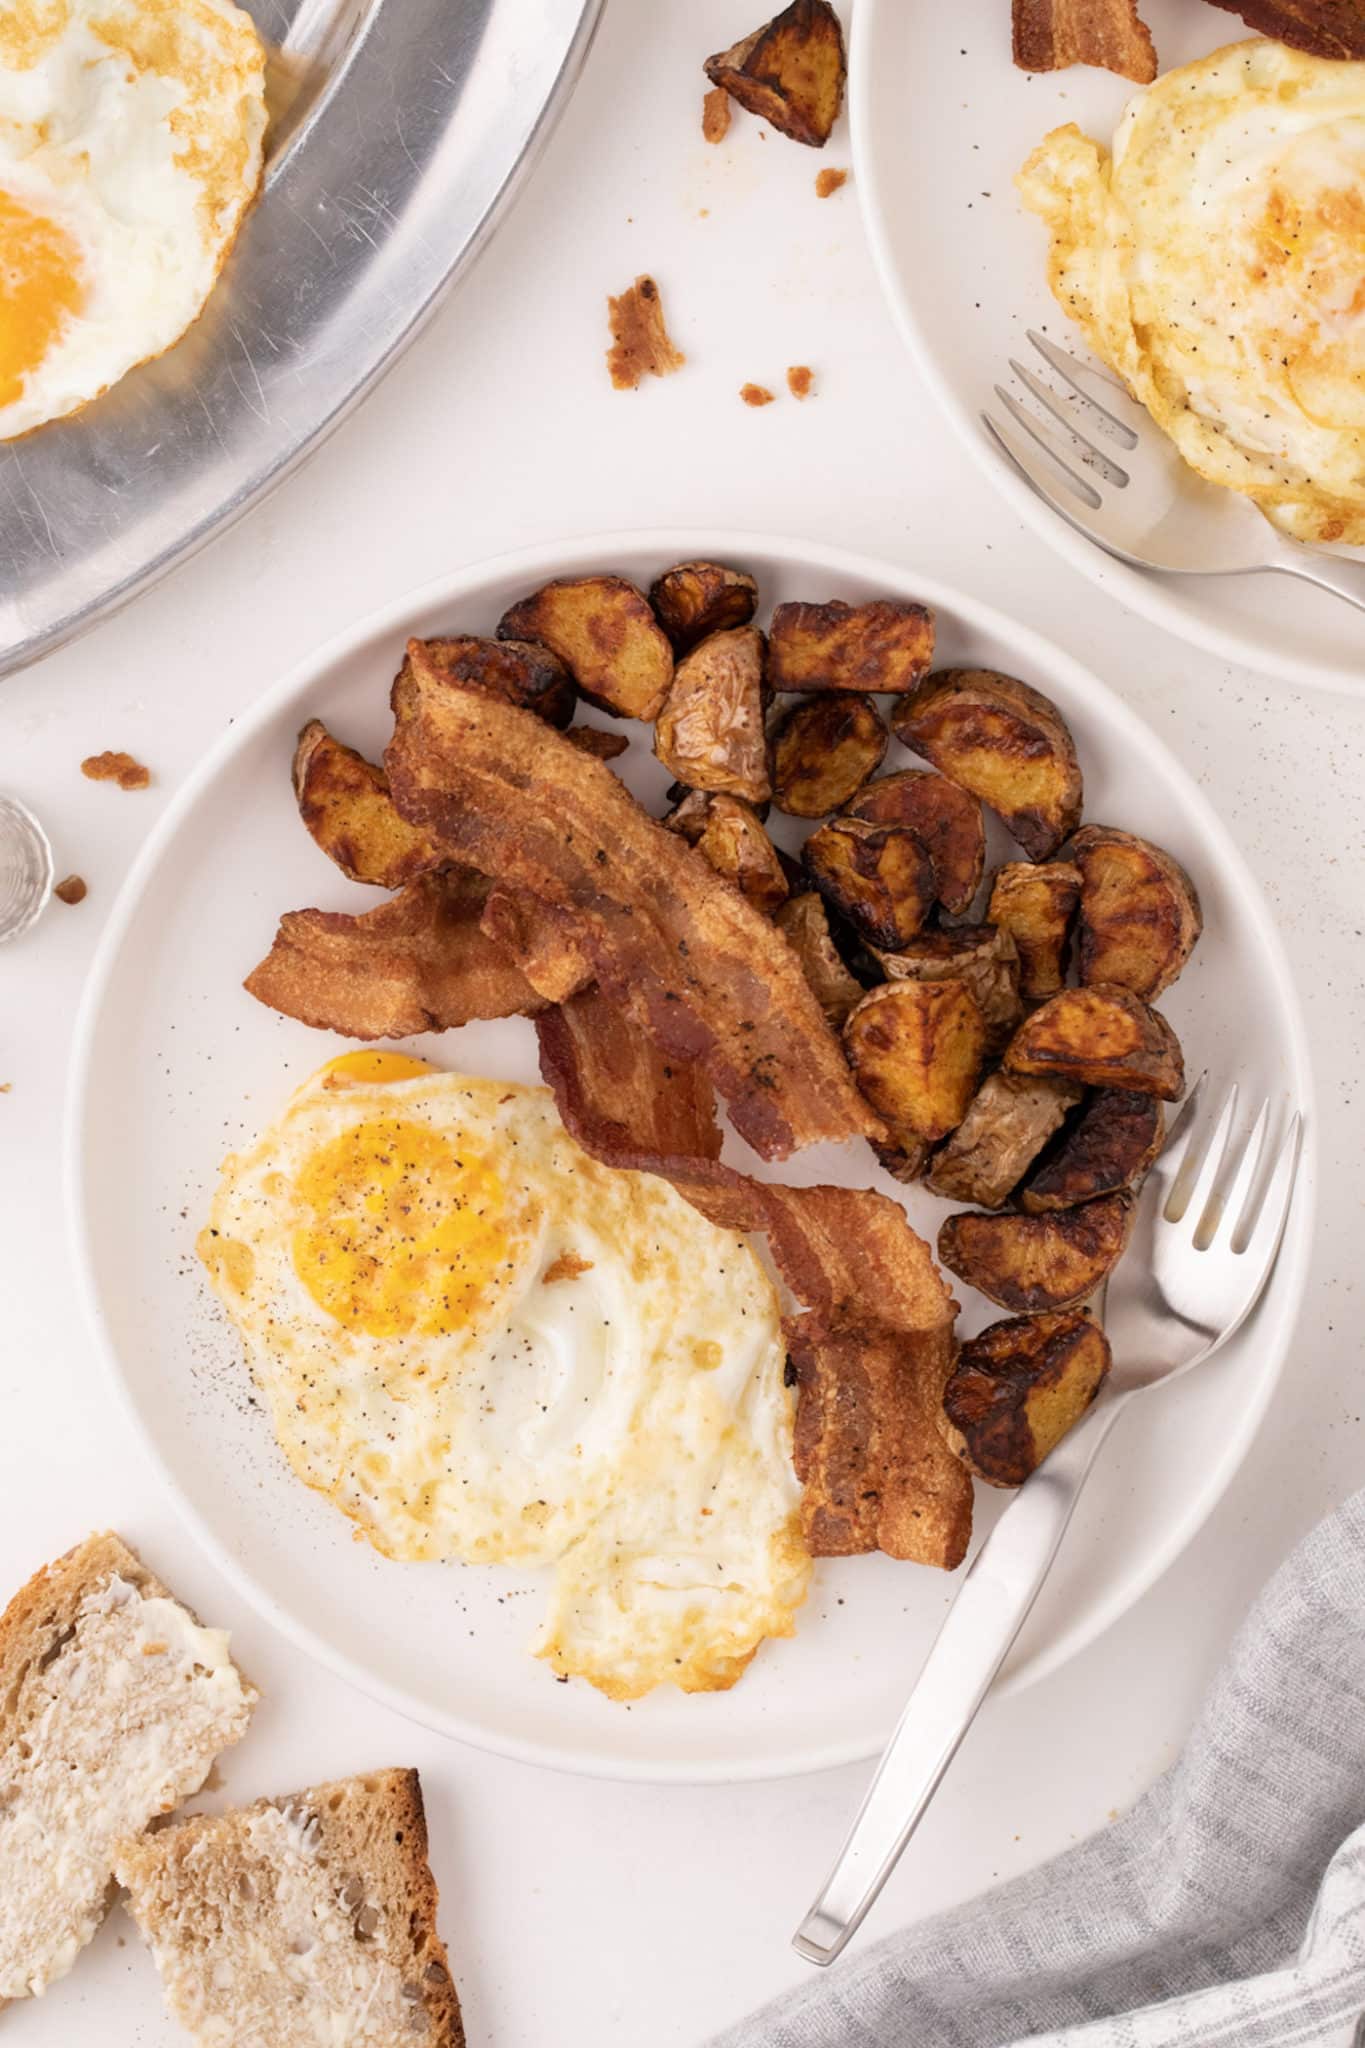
385, 671, 882, 1161
245, 872, 544, 1041
479, 887, 594, 1005
1203, 0, 1365, 57
536, 993, 971, 1567
1012, 0, 1156, 81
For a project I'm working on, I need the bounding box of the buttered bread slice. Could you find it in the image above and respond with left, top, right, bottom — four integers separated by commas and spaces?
116, 1768, 464, 2046
0, 1531, 256, 2004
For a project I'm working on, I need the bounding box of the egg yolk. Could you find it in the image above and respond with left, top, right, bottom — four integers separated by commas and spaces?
292, 1116, 509, 1339
0, 188, 84, 407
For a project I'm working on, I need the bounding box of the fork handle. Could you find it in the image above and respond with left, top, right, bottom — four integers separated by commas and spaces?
1271, 545, 1365, 616
793, 1391, 1128, 1967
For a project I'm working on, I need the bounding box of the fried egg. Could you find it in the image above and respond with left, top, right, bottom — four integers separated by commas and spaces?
0, 0, 267, 440
1018, 40, 1365, 545
199, 1052, 810, 1701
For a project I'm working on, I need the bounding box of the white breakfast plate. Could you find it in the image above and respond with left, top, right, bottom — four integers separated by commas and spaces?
851, 1, 1365, 698
68, 530, 1314, 1782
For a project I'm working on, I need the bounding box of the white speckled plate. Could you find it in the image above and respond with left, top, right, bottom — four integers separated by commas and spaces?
68, 531, 1314, 1781
851, 0, 1365, 697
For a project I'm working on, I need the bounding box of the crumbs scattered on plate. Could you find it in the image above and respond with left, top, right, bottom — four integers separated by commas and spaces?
82, 751, 150, 790
55, 874, 88, 904
607, 275, 686, 390
787, 365, 815, 399
740, 382, 775, 406
703, 86, 731, 142
815, 167, 848, 198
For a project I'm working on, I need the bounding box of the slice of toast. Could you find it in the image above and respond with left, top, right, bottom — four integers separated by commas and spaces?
116, 1769, 464, 2047
0, 1530, 256, 2004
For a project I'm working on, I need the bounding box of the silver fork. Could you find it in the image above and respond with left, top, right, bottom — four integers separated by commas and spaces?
983, 331, 1365, 616
793, 1076, 1303, 1967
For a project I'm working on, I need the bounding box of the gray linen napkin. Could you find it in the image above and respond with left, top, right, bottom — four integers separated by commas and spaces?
713, 1489, 1365, 2048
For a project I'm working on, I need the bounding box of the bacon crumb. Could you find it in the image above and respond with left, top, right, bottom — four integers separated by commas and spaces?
55, 874, 87, 905
81, 751, 150, 790
786, 365, 814, 399
703, 86, 731, 142
740, 383, 775, 407
607, 275, 686, 391
543, 1251, 594, 1284
814, 167, 847, 198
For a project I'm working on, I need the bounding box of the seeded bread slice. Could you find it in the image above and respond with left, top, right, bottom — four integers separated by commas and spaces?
0, 1530, 256, 2005
116, 1768, 464, 2047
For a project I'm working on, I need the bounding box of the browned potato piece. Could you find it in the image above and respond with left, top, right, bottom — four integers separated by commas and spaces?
291, 721, 442, 889
564, 725, 630, 761
691, 794, 789, 913
848, 770, 985, 915
704, 0, 846, 149
399, 633, 576, 729
987, 861, 1081, 1001
941, 1312, 1112, 1487
876, 924, 1023, 1055
654, 625, 771, 803
1005, 985, 1184, 1100
1070, 825, 1203, 1000
650, 561, 758, 652
772, 693, 887, 816
775, 891, 866, 1027
498, 575, 673, 721
768, 598, 935, 694
804, 815, 935, 949
926, 1070, 1083, 1209
1021, 1089, 1165, 1213
893, 668, 1083, 859
938, 1194, 1133, 1314
843, 979, 986, 1148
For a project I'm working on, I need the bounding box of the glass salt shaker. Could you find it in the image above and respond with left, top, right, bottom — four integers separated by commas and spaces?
0, 796, 53, 941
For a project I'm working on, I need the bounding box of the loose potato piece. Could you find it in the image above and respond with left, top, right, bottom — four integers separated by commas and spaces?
987, 861, 1080, 1001
876, 924, 1023, 1055
704, 0, 847, 150
776, 891, 866, 1027
291, 721, 442, 889
1005, 984, 1184, 1099
938, 1195, 1133, 1314
843, 979, 986, 1148
768, 598, 935, 694
1069, 825, 1203, 1000
400, 633, 576, 728
1021, 1089, 1165, 1213
804, 815, 935, 950
848, 770, 985, 915
654, 625, 771, 803
926, 1070, 1082, 1209
893, 668, 1083, 859
692, 794, 789, 913
650, 561, 758, 652
498, 575, 673, 721
941, 1313, 1112, 1487
772, 693, 887, 816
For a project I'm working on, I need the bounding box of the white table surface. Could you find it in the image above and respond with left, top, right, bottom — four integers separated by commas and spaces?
3, 6, 1365, 2043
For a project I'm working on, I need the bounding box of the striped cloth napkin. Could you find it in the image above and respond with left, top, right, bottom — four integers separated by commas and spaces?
713, 1490, 1365, 2048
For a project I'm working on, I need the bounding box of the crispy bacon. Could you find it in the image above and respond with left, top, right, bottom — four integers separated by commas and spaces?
479, 887, 594, 1004
1012, 0, 1156, 81
1203, 0, 1365, 56
244, 871, 543, 1040
384, 671, 882, 1161
536, 992, 970, 1567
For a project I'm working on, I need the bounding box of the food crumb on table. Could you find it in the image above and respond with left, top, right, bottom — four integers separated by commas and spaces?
740, 382, 775, 406
54, 874, 87, 905
702, 86, 731, 142
606, 274, 685, 390
81, 750, 150, 790
787, 364, 815, 398
815, 166, 848, 197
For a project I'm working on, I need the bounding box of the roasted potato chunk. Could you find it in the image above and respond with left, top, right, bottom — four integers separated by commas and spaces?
690, 793, 789, 913
1069, 825, 1203, 1000
843, 979, 986, 1148
498, 574, 673, 721
768, 598, 935, 693
650, 560, 758, 652
1004, 984, 1184, 1099
772, 692, 887, 816
926, 1070, 1082, 1209
654, 625, 771, 803
941, 1312, 1112, 1487
803, 815, 935, 950
987, 861, 1080, 1001
704, 0, 847, 149
848, 770, 985, 916
291, 721, 442, 889
775, 891, 866, 1027
399, 633, 575, 728
938, 1194, 1133, 1314
1021, 1089, 1165, 1213
876, 924, 1023, 1055
893, 668, 1083, 859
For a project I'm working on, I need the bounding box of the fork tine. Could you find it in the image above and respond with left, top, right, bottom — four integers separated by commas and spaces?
1148, 1071, 1205, 1211
1166, 1083, 1238, 1227
1196, 1097, 1270, 1251
989, 389, 1102, 509
1235, 1111, 1303, 1262
1007, 359, 1130, 488
1026, 330, 1141, 449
